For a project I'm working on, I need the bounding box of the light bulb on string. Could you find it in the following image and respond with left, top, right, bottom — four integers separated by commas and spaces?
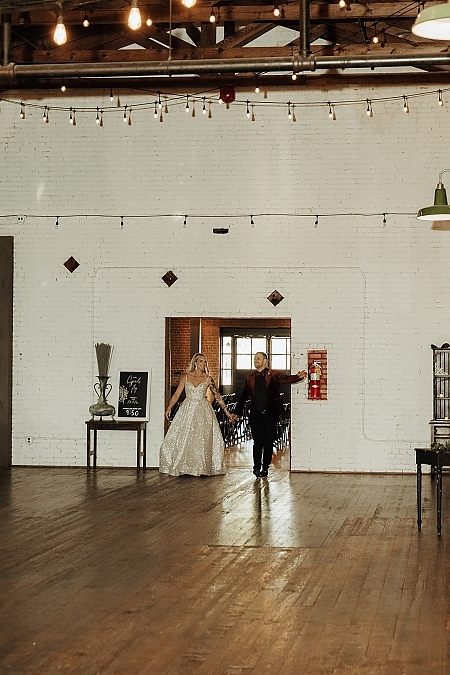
61, 80, 66, 92
71, 108, 76, 126
383, 213, 387, 225
403, 95, 409, 113
154, 101, 158, 118
438, 90, 444, 107
255, 78, 260, 94
82, 13, 89, 27
208, 101, 212, 119
209, 7, 216, 23
250, 215, 254, 226
292, 72, 297, 81
246, 100, 250, 119
159, 110, 163, 122
183, 215, 187, 227
339, 0, 346, 7
20, 102, 25, 119
181, 0, 196, 7
146, 16, 152, 26
116, 95, 121, 108
191, 100, 196, 117
164, 96, 168, 114
53, 14, 67, 45
96, 107, 100, 124
292, 104, 296, 122
128, 0, 142, 30
328, 102, 336, 120
372, 24, 378, 43
43, 105, 49, 123
185, 95, 189, 113
109, 88, 114, 102
121, 216, 124, 230
55, 216, 59, 229
287, 101, 292, 119
123, 104, 128, 122
128, 108, 132, 125
315, 215, 319, 227
251, 104, 255, 121
202, 97, 207, 114
273, 2, 280, 17
158, 92, 162, 109
366, 99, 373, 117
100, 109, 104, 127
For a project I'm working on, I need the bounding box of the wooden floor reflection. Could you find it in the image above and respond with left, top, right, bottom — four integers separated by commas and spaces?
0, 465, 449, 675
225, 440, 290, 470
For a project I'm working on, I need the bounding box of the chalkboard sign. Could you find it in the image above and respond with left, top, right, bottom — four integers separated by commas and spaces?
117, 371, 150, 419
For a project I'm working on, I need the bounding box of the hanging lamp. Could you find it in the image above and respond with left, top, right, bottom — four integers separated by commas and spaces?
412, 2, 450, 40
417, 170, 450, 220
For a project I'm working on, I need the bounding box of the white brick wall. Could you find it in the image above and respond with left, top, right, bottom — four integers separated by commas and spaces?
0, 82, 448, 471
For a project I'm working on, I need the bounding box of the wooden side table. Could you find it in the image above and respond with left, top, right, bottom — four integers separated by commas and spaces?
86, 419, 147, 471
415, 447, 450, 536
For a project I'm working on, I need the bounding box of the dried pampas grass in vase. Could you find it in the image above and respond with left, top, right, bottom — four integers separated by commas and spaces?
89, 343, 116, 419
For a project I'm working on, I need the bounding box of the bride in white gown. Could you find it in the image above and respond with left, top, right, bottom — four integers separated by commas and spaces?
159, 353, 237, 477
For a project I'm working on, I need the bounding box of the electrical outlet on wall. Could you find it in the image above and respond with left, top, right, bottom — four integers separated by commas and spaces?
27, 436, 33, 444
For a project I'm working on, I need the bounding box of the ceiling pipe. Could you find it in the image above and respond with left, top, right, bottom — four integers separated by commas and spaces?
299, 0, 311, 59
1, 14, 11, 67
1, 51, 450, 83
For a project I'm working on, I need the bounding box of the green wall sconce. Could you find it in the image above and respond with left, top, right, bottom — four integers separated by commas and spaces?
417, 170, 450, 221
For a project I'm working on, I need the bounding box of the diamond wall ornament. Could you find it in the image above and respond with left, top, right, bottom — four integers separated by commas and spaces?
267, 290, 284, 306
63, 256, 79, 273
162, 270, 178, 287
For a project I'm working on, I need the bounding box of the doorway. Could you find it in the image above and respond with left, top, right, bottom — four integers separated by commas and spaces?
165, 318, 292, 469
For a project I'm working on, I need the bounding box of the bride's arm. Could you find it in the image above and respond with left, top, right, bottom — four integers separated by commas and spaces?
208, 377, 237, 421
165, 375, 186, 421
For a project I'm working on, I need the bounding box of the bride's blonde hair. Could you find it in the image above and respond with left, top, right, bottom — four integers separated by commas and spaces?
187, 352, 210, 375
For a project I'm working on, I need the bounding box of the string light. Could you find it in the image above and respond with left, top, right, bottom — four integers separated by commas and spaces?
69, 107, 76, 125
315, 215, 319, 227
60, 80, 66, 92
128, 108, 132, 125
146, 16, 152, 27
383, 213, 387, 225
251, 103, 256, 121
128, 0, 142, 30
273, 2, 281, 17
209, 7, 216, 23
287, 101, 292, 119
185, 95, 189, 113
328, 102, 336, 120
123, 104, 128, 122
43, 105, 49, 123
159, 109, 163, 122
438, 89, 444, 106
183, 215, 187, 227
121, 216, 124, 229
251, 215, 254, 225
255, 77, 260, 94
53, 14, 67, 46
181, 0, 196, 7
109, 88, 114, 102
191, 100, 196, 117
372, 24, 379, 43
403, 95, 409, 113
154, 101, 158, 118
19, 102, 25, 119
96, 107, 100, 124
82, 13, 89, 28
246, 100, 250, 118
366, 99, 373, 117
55, 216, 59, 229
202, 97, 207, 114
339, 0, 346, 7
208, 101, 212, 118
292, 104, 296, 122
158, 92, 162, 109
164, 96, 169, 114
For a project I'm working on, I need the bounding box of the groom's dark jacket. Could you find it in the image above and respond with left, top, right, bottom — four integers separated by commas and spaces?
235, 368, 304, 418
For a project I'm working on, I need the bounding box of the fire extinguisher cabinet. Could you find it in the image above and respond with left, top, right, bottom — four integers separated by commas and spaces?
430, 343, 450, 446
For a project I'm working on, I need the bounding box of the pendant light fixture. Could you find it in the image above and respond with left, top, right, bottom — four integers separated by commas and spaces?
53, 3, 67, 46
412, 2, 450, 39
417, 170, 450, 220
128, 0, 142, 30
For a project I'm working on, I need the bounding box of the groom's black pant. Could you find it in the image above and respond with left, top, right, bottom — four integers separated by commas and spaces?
249, 410, 278, 471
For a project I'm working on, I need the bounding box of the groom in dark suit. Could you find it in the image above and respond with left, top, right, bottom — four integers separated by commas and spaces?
235, 352, 307, 477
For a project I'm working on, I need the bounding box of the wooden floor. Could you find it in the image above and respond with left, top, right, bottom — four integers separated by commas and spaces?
1, 459, 449, 674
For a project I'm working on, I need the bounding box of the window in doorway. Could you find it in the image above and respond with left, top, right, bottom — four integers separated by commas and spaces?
220, 331, 290, 390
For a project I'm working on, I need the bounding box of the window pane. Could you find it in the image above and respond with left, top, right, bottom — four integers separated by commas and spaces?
222, 370, 232, 385
222, 354, 232, 369
222, 337, 232, 353
252, 338, 267, 355
271, 337, 287, 354
237, 354, 252, 370
272, 354, 287, 370
236, 337, 251, 353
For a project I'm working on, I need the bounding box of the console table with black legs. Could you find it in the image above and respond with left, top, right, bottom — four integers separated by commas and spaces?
415, 447, 450, 536
86, 419, 147, 471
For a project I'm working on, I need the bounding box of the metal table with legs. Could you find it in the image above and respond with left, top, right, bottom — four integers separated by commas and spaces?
415, 447, 450, 536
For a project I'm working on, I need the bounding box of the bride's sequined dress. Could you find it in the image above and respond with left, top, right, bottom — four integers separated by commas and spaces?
159, 380, 226, 477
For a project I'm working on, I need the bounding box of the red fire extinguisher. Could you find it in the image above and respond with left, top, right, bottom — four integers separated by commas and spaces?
309, 361, 322, 399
